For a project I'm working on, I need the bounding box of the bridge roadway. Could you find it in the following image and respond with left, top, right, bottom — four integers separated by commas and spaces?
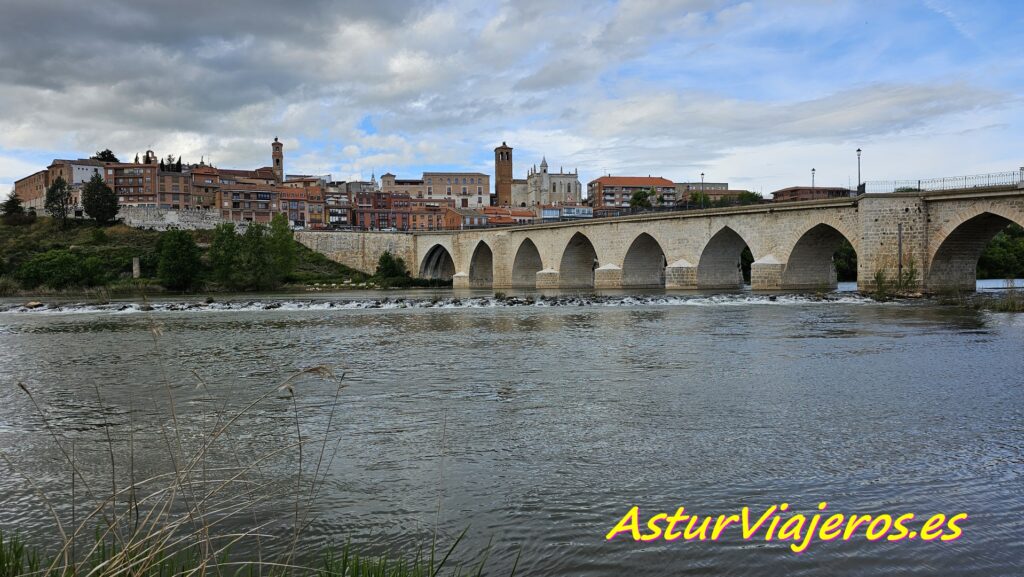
295, 186, 1024, 293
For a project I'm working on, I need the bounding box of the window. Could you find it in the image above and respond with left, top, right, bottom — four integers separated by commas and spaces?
462, 186, 467, 194
446, 187, 451, 195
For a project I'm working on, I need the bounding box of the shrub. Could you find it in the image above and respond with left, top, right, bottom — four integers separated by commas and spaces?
375, 251, 410, 279
156, 229, 202, 290
1, 192, 32, 226
90, 227, 109, 244
0, 276, 18, 296
268, 213, 296, 281
208, 222, 240, 286
15, 250, 108, 289
237, 223, 276, 290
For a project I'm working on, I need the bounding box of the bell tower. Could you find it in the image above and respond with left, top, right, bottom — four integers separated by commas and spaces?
271, 137, 284, 185
494, 141, 513, 207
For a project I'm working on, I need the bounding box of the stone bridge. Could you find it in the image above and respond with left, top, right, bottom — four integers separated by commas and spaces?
296, 186, 1024, 293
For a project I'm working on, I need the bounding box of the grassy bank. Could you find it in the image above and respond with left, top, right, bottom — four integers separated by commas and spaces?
937, 281, 1024, 312
0, 218, 370, 296
0, 530, 502, 577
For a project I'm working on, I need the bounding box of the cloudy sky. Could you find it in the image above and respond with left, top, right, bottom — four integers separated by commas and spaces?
1, 0, 1022, 195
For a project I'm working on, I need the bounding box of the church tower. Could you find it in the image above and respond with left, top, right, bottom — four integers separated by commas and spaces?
272, 137, 284, 185
494, 141, 513, 206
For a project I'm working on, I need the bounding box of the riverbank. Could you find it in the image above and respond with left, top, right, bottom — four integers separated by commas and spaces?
0, 218, 380, 296
0, 531, 497, 577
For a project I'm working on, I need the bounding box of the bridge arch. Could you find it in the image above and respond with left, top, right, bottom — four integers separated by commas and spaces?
511, 238, 544, 288
928, 208, 1024, 292
420, 244, 456, 281
781, 223, 858, 290
559, 232, 599, 288
622, 232, 667, 288
468, 241, 493, 288
697, 226, 752, 289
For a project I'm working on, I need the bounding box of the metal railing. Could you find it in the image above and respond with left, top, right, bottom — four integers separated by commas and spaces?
863, 169, 1024, 194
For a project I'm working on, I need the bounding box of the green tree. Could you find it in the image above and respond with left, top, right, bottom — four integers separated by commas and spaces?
735, 191, 764, 205
833, 239, 858, 282
629, 188, 654, 210
268, 213, 296, 282
375, 251, 410, 279
156, 229, 201, 290
977, 224, 1024, 279
1, 191, 28, 225
91, 149, 119, 162
237, 223, 275, 290
16, 250, 107, 289
209, 222, 240, 287
44, 176, 73, 228
689, 191, 710, 208
81, 173, 119, 225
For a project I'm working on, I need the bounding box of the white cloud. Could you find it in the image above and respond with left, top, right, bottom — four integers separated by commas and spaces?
0, 0, 1019, 194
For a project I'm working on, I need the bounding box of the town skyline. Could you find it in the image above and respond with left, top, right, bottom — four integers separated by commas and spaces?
2, 1, 1023, 195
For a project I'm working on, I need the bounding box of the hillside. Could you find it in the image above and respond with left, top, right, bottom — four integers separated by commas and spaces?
0, 218, 368, 295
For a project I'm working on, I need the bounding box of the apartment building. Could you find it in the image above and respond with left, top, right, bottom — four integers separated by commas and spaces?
587, 176, 677, 208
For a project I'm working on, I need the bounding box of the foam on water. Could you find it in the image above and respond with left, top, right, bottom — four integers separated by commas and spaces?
0, 292, 882, 315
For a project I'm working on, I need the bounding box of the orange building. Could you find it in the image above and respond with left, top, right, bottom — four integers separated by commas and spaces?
13, 169, 50, 210
481, 206, 535, 227
104, 151, 160, 207
443, 207, 488, 230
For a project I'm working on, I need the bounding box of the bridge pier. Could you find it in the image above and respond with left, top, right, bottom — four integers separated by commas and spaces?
536, 269, 560, 289
665, 260, 697, 289
594, 264, 623, 289
751, 257, 784, 290
452, 272, 470, 289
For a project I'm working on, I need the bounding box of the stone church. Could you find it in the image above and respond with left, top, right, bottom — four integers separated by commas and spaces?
494, 142, 581, 208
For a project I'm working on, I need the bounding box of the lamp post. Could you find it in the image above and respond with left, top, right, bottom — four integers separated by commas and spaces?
811, 168, 816, 199
700, 172, 705, 208
856, 148, 862, 193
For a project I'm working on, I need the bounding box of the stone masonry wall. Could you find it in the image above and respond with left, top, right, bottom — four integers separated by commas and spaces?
295, 231, 417, 274
119, 206, 238, 231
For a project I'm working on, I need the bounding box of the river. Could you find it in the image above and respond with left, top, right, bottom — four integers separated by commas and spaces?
0, 284, 1021, 576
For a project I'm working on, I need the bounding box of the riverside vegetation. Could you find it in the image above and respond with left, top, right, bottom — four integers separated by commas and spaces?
0, 215, 368, 296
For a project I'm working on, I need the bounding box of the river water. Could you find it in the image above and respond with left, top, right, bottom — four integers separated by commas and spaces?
0, 284, 1022, 576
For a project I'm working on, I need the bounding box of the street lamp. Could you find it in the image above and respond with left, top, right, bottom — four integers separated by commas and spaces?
700, 172, 705, 208
811, 168, 816, 198
856, 148, 862, 193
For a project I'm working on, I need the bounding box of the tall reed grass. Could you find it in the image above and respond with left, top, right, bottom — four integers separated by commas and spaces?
1, 317, 513, 576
